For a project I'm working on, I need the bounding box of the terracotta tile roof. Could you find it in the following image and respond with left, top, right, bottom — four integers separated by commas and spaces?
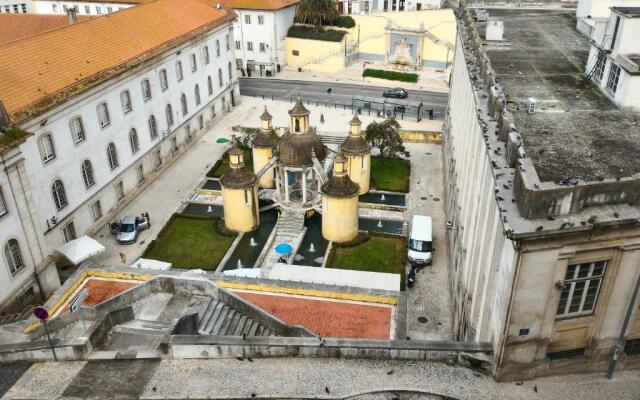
0, 14, 94, 45
0, 0, 235, 124
218, 0, 298, 11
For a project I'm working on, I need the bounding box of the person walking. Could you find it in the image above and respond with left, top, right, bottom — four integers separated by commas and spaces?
428, 109, 434, 120
320, 114, 325, 124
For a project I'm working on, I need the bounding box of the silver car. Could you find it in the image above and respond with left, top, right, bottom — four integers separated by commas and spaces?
111, 215, 149, 244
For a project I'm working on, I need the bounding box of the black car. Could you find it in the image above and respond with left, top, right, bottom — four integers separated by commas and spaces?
382, 88, 408, 99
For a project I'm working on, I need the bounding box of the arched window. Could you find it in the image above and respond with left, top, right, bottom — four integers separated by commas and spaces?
194, 85, 201, 106
203, 46, 210, 64
180, 94, 188, 115
149, 115, 158, 138
81, 160, 95, 188
69, 117, 85, 143
218, 68, 223, 87
52, 179, 67, 210
97, 102, 110, 127
215, 40, 220, 56
176, 61, 183, 81
166, 103, 174, 127
106, 142, 118, 170
38, 134, 56, 163
141, 79, 152, 101
4, 239, 25, 275
159, 69, 168, 91
120, 90, 132, 113
228, 61, 233, 82
129, 128, 139, 154
207, 76, 213, 96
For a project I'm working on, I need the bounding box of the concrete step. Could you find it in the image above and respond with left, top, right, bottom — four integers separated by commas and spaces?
203, 301, 225, 333
241, 319, 254, 336
224, 312, 242, 335
209, 305, 230, 335
233, 315, 248, 336
199, 299, 217, 326
248, 321, 260, 336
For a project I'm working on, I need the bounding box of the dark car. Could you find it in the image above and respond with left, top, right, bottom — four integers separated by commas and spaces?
382, 88, 408, 99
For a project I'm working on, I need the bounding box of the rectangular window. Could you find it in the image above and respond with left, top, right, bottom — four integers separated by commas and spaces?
216, 40, 221, 57
21, 4, 26, 12
141, 79, 152, 101
198, 114, 204, 130
136, 164, 144, 184
176, 61, 183, 81
153, 149, 162, 169
203, 46, 210, 64
107, 6, 112, 12
0, 186, 7, 217
39, 135, 56, 163
244, 14, 251, 24
12, 4, 18, 12
115, 181, 125, 202
70, 117, 86, 143
121, 90, 132, 113
247, 42, 253, 51
159, 70, 168, 91
235, 40, 241, 50
97, 102, 110, 127
607, 63, 621, 94
190, 54, 197, 72
259, 43, 266, 52
62, 221, 77, 243
171, 137, 178, 154
292, 50, 299, 56
84, 5, 90, 13
225, 34, 230, 51
185, 123, 192, 143
626, 339, 640, 356
593, 57, 605, 83
96, 6, 102, 14
258, 15, 264, 24
90, 200, 102, 222
556, 261, 607, 318
52, 4, 58, 12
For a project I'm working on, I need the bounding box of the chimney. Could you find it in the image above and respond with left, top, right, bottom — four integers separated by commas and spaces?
0, 101, 9, 129
67, 6, 78, 25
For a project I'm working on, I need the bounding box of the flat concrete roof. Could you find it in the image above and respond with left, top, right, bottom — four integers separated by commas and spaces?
479, 9, 640, 183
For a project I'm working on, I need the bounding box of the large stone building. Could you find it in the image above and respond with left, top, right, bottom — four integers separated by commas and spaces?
0, 0, 239, 315
446, 6, 640, 380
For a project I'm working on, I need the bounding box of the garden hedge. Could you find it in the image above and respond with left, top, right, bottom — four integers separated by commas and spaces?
363, 68, 419, 83
287, 25, 347, 42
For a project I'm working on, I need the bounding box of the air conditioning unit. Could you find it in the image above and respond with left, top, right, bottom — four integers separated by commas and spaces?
527, 97, 536, 114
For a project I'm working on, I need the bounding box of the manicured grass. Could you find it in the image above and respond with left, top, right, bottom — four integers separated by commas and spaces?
287, 25, 347, 42
363, 68, 418, 83
370, 157, 410, 193
207, 149, 253, 178
329, 234, 407, 290
143, 216, 236, 270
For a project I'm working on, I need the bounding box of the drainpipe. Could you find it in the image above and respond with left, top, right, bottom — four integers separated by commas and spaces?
607, 268, 640, 379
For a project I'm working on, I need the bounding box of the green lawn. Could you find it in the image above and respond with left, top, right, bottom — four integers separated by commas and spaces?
370, 157, 410, 193
329, 235, 407, 289
143, 216, 236, 270
207, 149, 253, 178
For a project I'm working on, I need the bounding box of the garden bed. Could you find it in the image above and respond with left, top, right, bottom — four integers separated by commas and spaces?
370, 157, 410, 193
207, 149, 253, 178
143, 214, 236, 270
327, 232, 407, 290
363, 68, 419, 83
287, 25, 347, 42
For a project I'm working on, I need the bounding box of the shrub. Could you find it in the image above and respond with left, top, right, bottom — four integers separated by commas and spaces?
287, 25, 347, 42
333, 16, 356, 28
363, 68, 419, 83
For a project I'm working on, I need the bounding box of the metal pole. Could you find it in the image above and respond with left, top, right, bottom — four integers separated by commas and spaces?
607, 269, 640, 379
42, 320, 58, 361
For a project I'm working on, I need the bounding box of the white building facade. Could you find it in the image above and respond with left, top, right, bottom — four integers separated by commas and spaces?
0, 0, 239, 315
0, 0, 31, 13
576, 0, 640, 37
30, 0, 136, 15
586, 6, 640, 111
338, 0, 440, 15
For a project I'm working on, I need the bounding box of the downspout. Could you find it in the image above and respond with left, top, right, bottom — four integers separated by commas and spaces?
607, 267, 640, 379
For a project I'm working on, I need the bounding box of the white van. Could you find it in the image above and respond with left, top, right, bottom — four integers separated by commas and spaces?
408, 215, 433, 266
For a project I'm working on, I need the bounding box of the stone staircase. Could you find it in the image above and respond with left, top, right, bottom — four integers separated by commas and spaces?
198, 298, 274, 336
260, 210, 306, 267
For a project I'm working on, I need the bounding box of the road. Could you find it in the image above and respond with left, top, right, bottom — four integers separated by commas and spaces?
239, 78, 449, 117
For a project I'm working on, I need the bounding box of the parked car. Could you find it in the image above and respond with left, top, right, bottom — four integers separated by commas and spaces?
110, 215, 149, 244
408, 215, 433, 267
474, 8, 489, 21
382, 87, 408, 99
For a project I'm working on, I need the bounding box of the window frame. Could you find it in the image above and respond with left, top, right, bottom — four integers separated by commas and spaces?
97, 102, 110, 128
207, 76, 213, 96
190, 53, 197, 72
106, 142, 119, 170
61, 221, 77, 243
129, 128, 140, 154
195, 84, 201, 106
90, 200, 102, 222
166, 103, 174, 127
4, 239, 25, 276
39, 134, 56, 164
69, 116, 86, 144
0, 186, 7, 217
141, 79, 152, 102
159, 69, 169, 91
114, 181, 125, 202
120, 89, 132, 114
556, 261, 608, 319
203, 45, 210, 64
245, 14, 251, 24
52, 179, 68, 211
149, 115, 158, 139
176, 61, 184, 81
258, 15, 264, 25
81, 159, 96, 189
218, 68, 223, 87
607, 63, 621, 94
180, 94, 188, 116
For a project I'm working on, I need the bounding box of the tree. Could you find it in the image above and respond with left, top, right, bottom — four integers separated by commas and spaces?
295, 0, 340, 32
365, 118, 409, 160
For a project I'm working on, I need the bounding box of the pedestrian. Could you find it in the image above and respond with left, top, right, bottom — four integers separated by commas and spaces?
407, 266, 416, 288
428, 109, 434, 120
119, 252, 126, 265
320, 114, 325, 124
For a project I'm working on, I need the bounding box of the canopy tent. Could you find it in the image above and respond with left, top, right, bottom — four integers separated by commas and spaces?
55, 236, 105, 265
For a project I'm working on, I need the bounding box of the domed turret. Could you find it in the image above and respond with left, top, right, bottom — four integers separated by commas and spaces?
277, 97, 327, 167
321, 151, 360, 243
340, 113, 371, 194
220, 139, 259, 232
252, 106, 279, 188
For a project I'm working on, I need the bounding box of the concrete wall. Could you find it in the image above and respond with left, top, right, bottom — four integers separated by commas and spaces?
285, 37, 346, 73
31, 0, 134, 14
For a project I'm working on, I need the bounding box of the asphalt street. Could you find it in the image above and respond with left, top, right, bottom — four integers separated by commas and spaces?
239, 78, 449, 117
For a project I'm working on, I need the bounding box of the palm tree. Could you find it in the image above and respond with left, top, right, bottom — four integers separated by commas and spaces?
295, 0, 340, 32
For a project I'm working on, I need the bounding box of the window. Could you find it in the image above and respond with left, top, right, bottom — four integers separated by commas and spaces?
185, 123, 193, 143
225, 34, 230, 51
84, 5, 90, 13
107, 6, 113, 13
171, 137, 178, 154
121, 90, 132, 113
180, 94, 188, 115
153, 149, 162, 169
114, 181, 125, 202
0, 187, 6, 217
166, 103, 174, 127
292, 50, 299, 56
216, 40, 220, 57
190, 53, 197, 72
107, 142, 119, 170
81, 160, 95, 188
149, 115, 158, 139
135, 164, 144, 184
52, 4, 57, 12
176, 61, 183, 81
556, 261, 607, 318
207, 76, 213, 96
218, 68, 223, 87
52, 179, 67, 210
203, 46, 210, 64
259, 43, 266, 52
593, 57, 605, 83
236, 40, 241, 50
62, 221, 77, 243
141, 79, 152, 101
21, 4, 26, 12
39, 134, 56, 163
90, 200, 102, 222
159, 69, 168, 91
607, 63, 621, 94
198, 115, 204, 130
195, 85, 201, 105
247, 41, 253, 51
97, 102, 110, 127
4, 239, 25, 275
258, 15, 264, 24
129, 128, 140, 154
211, 104, 216, 119
245, 14, 251, 24
69, 117, 86, 143
96, 6, 102, 14
228, 62, 233, 82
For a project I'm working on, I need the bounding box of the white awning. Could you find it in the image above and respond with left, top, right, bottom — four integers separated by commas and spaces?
55, 236, 105, 265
